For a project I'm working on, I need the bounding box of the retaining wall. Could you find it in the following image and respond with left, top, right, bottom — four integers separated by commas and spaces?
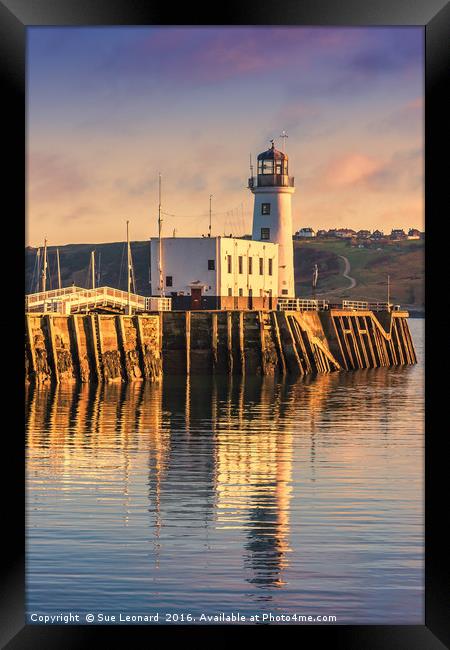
25, 310, 416, 383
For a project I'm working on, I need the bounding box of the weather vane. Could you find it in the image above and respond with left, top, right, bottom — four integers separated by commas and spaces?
280, 130, 288, 153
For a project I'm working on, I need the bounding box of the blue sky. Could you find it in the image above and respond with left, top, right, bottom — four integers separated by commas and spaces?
27, 26, 424, 245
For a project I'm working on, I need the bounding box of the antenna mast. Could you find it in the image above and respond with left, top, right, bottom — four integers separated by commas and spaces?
35, 248, 41, 293
158, 173, 164, 297
127, 220, 131, 314
41, 238, 48, 294
56, 248, 61, 290
97, 251, 101, 287
209, 194, 213, 238
91, 251, 96, 290
280, 130, 288, 153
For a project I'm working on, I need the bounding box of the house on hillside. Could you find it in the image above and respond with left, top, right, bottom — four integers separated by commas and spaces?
356, 229, 371, 239
390, 229, 407, 241
335, 228, 356, 239
407, 228, 421, 240
372, 229, 384, 240
294, 227, 316, 239
316, 229, 328, 238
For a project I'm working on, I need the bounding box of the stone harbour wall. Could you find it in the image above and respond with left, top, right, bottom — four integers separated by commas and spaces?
25, 310, 416, 384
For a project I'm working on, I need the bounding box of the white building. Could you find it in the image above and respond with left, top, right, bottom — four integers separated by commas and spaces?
150, 236, 278, 310
295, 227, 316, 238
151, 139, 295, 309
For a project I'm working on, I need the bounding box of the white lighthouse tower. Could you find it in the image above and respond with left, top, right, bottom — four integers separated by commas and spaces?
249, 140, 295, 298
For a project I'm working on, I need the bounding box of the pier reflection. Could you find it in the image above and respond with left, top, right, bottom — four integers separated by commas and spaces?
26, 362, 417, 596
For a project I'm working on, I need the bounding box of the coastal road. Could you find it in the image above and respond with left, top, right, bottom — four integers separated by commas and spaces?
315, 254, 357, 296
339, 255, 356, 290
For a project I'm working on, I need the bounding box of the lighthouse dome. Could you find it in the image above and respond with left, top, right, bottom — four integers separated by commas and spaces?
252, 140, 293, 188
257, 140, 288, 162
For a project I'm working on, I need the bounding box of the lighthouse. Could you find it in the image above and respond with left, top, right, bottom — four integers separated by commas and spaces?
249, 140, 295, 298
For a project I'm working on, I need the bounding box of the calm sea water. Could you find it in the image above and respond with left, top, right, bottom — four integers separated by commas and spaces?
26, 319, 424, 625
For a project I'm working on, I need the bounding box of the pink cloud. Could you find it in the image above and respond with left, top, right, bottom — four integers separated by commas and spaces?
323, 153, 382, 187
28, 151, 91, 201
405, 97, 423, 110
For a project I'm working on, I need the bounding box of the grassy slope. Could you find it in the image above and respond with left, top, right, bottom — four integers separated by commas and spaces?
295, 239, 424, 310
25, 238, 424, 311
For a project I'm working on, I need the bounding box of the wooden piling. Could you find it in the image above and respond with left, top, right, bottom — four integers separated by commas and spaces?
271, 311, 286, 375
330, 314, 348, 370
69, 315, 82, 380
25, 314, 37, 378
238, 311, 245, 374
282, 312, 302, 373
88, 315, 101, 380
116, 315, 130, 380
288, 317, 306, 374
211, 312, 218, 369
258, 311, 267, 375
227, 311, 233, 374
134, 315, 147, 376
45, 314, 59, 383
185, 311, 191, 375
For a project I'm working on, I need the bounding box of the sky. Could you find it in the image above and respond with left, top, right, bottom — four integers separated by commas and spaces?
27, 26, 424, 246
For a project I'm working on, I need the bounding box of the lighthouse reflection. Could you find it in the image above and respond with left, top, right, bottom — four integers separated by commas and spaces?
26, 373, 334, 594
26, 364, 411, 600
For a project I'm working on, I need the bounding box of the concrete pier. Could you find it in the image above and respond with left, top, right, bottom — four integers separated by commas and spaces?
25, 309, 416, 384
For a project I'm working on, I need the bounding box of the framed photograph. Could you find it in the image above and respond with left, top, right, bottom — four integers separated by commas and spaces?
2, 1, 448, 647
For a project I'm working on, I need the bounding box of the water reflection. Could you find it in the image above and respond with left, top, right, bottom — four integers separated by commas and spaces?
26, 322, 424, 622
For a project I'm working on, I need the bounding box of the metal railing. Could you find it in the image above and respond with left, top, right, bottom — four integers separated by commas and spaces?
145, 297, 172, 311
342, 300, 369, 311
25, 285, 85, 308
25, 286, 166, 313
248, 175, 295, 189
277, 298, 402, 313
277, 298, 328, 311
340, 300, 401, 312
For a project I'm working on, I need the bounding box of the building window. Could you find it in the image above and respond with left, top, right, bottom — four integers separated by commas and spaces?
227, 255, 232, 273
166, 276, 173, 287
208, 259, 215, 270
239, 288, 243, 296
261, 203, 271, 215
238, 256, 243, 274
248, 257, 253, 275
282, 289, 288, 295
259, 258, 264, 275
261, 227, 270, 240
268, 258, 273, 276
228, 288, 232, 296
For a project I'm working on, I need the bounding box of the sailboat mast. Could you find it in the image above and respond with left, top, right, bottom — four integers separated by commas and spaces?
127, 220, 131, 314
35, 248, 41, 293
91, 251, 95, 290
56, 248, 61, 290
41, 238, 48, 293
158, 173, 164, 297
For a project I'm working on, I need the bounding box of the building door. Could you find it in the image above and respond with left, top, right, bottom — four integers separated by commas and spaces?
248, 289, 253, 310
234, 295, 239, 309
191, 288, 202, 310
268, 290, 273, 310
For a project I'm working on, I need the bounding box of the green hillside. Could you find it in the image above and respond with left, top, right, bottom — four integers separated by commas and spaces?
25, 238, 424, 313
295, 239, 424, 312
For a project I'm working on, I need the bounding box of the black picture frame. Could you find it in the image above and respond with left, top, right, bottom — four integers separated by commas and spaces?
2, 1, 448, 647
